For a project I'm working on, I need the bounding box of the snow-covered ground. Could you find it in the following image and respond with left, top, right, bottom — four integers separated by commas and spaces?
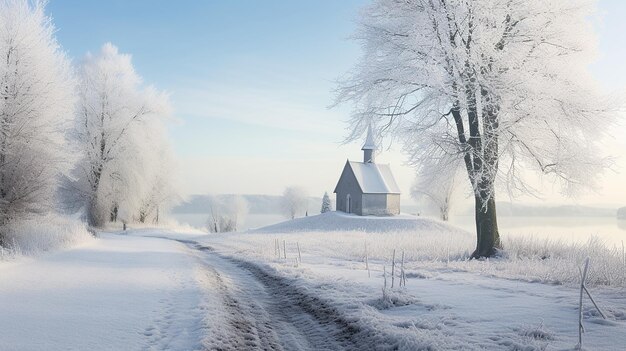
1, 213, 624, 350
0, 232, 209, 350
198, 212, 626, 350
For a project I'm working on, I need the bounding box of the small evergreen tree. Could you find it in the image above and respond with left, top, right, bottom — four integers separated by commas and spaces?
321, 192, 332, 213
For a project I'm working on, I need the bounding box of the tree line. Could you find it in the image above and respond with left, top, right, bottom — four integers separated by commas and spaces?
0, 1, 177, 244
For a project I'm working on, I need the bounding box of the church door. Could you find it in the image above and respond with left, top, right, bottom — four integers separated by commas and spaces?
346, 194, 351, 213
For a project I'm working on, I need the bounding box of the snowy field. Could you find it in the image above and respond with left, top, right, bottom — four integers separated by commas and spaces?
172, 212, 626, 247
0, 213, 624, 350
198, 212, 626, 350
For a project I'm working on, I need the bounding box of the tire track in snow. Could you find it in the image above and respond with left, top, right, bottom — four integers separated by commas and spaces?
183, 242, 365, 351
195, 256, 283, 350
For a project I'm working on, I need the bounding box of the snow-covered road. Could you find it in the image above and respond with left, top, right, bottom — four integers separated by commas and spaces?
0, 233, 208, 350
0, 232, 387, 350
185, 241, 362, 350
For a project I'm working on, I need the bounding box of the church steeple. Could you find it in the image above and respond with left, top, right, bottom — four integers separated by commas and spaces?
361, 124, 376, 163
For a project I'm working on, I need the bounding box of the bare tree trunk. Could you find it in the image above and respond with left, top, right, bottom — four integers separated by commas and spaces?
441, 197, 450, 221
87, 163, 104, 227
110, 204, 118, 222
451, 80, 503, 258
472, 194, 501, 258
471, 87, 502, 258
87, 197, 103, 227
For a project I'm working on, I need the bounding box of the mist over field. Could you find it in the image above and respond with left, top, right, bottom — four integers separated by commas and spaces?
0, 1, 625, 350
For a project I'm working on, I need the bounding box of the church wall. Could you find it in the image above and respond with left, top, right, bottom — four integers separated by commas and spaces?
386, 194, 401, 215
335, 166, 364, 215
362, 194, 389, 216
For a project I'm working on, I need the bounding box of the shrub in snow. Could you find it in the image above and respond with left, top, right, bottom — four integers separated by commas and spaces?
205, 195, 248, 233
0, 0, 75, 244
518, 323, 554, 341
373, 289, 417, 310
1, 214, 92, 258
206, 216, 237, 234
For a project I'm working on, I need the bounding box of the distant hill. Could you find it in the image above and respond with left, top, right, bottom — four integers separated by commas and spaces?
174, 195, 618, 218
251, 211, 468, 234
618, 207, 626, 219
172, 194, 323, 215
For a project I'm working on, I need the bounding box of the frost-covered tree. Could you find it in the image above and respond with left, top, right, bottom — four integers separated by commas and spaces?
0, 0, 74, 243
205, 195, 248, 233
320, 192, 332, 213
282, 186, 308, 219
206, 195, 222, 233
411, 156, 463, 221
223, 195, 248, 232
136, 124, 179, 224
70, 43, 170, 227
336, 0, 613, 257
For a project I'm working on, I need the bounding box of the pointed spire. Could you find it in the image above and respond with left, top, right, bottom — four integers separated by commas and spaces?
362, 124, 376, 163
361, 124, 376, 151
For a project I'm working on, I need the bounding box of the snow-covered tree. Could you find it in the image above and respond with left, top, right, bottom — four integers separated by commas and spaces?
336, 0, 614, 257
136, 124, 180, 224
411, 156, 463, 221
223, 195, 248, 232
282, 186, 308, 219
320, 192, 332, 213
205, 195, 221, 233
0, 0, 74, 243
70, 43, 171, 227
205, 195, 248, 233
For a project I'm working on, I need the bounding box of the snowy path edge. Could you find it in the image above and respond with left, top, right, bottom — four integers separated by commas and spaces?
171, 237, 427, 350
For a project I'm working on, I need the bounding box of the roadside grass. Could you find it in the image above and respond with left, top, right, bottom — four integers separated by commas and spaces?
210, 228, 626, 288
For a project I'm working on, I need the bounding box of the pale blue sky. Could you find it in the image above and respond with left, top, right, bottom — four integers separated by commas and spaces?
48, 0, 626, 204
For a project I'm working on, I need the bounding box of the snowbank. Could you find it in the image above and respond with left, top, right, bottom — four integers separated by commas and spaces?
103, 217, 207, 235
1, 214, 93, 259
251, 211, 462, 234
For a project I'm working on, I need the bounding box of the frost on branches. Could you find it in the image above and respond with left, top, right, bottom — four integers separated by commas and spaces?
0, 0, 74, 242
336, 0, 614, 257
67, 43, 177, 227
